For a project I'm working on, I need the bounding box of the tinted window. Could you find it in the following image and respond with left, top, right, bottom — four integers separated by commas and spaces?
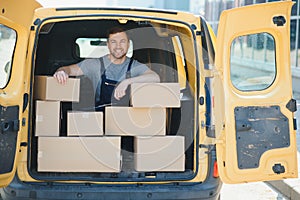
0, 24, 16, 88
230, 33, 276, 91
75, 38, 133, 58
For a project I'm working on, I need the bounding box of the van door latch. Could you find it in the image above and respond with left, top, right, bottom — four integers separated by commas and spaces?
272, 163, 285, 174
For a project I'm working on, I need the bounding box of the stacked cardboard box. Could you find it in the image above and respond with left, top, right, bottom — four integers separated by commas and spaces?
38, 137, 121, 172
34, 76, 81, 137
105, 107, 166, 136
35, 100, 60, 137
134, 136, 185, 172
67, 111, 104, 136
105, 83, 181, 137
130, 83, 180, 107
34, 76, 80, 102
105, 83, 185, 172
34, 76, 121, 172
35, 77, 184, 173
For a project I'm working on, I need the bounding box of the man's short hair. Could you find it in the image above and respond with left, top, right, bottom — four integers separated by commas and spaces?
107, 27, 129, 40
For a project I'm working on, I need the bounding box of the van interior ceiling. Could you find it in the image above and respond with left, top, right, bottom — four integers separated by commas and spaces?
31, 19, 196, 181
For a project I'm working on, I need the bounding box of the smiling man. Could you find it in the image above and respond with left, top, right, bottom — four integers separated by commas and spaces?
54, 27, 160, 107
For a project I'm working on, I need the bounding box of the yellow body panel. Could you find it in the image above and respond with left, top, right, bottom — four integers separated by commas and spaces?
214, 0, 297, 183
0, 0, 297, 189
14, 4, 208, 185
0, 0, 41, 188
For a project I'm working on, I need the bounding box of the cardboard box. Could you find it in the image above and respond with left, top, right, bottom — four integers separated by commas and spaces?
67, 111, 104, 136
105, 107, 166, 136
131, 83, 180, 107
35, 100, 60, 137
38, 137, 121, 172
34, 75, 80, 102
134, 136, 185, 172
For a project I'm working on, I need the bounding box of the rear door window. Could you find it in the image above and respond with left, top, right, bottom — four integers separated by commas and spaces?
0, 24, 16, 88
75, 38, 133, 58
230, 33, 276, 91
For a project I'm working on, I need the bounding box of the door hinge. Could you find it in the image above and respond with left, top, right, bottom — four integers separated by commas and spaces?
199, 144, 215, 154
201, 121, 215, 138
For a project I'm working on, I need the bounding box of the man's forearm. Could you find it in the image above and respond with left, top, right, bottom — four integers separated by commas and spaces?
56, 64, 83, 76
54, 64, 83, 84
114, 70, 160, 100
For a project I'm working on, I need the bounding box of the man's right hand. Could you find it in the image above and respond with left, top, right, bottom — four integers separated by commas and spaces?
53, 70, 69, 84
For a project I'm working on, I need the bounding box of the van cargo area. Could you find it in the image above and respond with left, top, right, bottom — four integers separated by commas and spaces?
2, 1, 297, 200
30, 18, 197, 182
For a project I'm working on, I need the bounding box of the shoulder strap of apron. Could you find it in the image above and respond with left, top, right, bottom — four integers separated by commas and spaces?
100, 57, 105, 75
126, 58, 134, 79
94, 57, 105, 107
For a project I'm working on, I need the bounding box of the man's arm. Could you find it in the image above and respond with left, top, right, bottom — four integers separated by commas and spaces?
53, 64, 84, 84
114, 69, 160, 100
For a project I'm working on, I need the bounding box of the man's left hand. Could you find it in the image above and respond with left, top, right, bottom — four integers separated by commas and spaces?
114, 79, 130, 100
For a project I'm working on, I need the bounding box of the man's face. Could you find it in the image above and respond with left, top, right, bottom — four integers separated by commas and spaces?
107, 32, 129, 60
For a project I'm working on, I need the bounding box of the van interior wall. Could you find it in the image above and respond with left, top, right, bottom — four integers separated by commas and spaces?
31, 19, 195, 179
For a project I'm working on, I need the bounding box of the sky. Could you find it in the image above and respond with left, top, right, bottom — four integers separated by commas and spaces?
37, 0, 156, 8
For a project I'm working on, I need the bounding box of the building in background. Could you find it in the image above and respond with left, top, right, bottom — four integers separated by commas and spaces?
152, 0, 299, 96
37, 0, 300, 68
113, 0, 190, 10
154, 0, 190, 11
189, 0, 300, 68
110, 0, 155, 8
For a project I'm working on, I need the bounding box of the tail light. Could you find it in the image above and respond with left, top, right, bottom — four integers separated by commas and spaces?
213, 161, 219, 178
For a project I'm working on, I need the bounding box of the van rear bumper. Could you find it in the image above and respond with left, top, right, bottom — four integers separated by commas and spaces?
0, 176, 221, 200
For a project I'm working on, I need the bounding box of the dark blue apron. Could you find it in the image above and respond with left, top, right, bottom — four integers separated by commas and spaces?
95, 57, 133, 110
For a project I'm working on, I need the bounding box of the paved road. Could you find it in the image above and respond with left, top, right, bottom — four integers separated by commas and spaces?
221, 182, 286, 200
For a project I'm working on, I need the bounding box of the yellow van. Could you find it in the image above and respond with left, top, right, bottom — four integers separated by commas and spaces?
0, 0, 298, 199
